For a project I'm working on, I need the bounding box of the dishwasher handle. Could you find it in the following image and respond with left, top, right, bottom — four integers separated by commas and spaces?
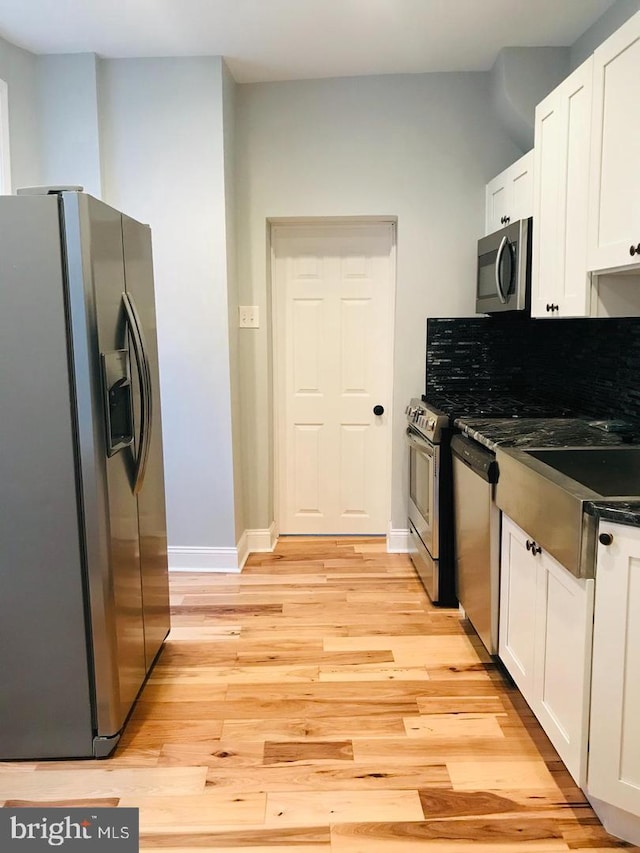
451, 433, 499, 484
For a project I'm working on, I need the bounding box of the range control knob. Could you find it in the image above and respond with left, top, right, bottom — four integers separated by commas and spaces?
428, 417, 436, 430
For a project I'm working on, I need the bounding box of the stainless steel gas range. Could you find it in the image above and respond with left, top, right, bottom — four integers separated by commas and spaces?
405, 398, 456, 606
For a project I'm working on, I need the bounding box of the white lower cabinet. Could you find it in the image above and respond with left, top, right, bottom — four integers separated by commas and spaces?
499, 515, 594, 786
588, 521, 640, 844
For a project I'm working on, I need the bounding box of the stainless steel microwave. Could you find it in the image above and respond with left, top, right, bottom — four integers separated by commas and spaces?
476, 218, 531, 314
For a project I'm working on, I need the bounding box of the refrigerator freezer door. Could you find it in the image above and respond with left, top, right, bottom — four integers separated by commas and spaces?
0, 194, 95, 759
122, 214, 170, 669
63, 193, 147, 742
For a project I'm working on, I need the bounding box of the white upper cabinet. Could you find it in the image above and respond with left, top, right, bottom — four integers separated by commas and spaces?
485, 150, 534, 236
531, 59, 593, 318
588, 11, 640, 273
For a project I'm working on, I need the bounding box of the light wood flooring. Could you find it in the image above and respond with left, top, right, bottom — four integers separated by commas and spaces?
1, 537, 637, 851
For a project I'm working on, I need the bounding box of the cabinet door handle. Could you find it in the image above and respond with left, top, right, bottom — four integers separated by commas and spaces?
599, 532, 613, 546
631, 245, 637, 257
526, 539, 541, 555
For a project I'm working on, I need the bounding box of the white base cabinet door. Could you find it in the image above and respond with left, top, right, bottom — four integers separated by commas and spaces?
499, 515, 594, 786
589, 521, 640, 818
533, 551, 594, 787
499, 517, 537, 696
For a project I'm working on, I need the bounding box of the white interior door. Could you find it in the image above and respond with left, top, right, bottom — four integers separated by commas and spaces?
273, 222, 395, 535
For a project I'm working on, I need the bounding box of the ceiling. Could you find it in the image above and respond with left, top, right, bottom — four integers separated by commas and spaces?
0, 0, 616, 83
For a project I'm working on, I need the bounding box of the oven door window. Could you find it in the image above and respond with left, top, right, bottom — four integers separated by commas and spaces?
408, 437, 438, 559
410, 446, 433, 525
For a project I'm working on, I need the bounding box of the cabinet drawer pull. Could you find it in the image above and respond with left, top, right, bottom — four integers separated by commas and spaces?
631, 245, 637, 257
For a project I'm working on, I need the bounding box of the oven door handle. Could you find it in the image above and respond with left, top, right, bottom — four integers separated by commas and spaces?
406, 427, 435, 456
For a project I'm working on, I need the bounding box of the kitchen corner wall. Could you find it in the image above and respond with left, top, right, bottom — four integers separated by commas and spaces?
97, 56, 238, 563
0, 34, 40, 189
37, 54, 102, 197
4, 44, 241, 568
570, 0, 640, 70
235, 73, 522, 533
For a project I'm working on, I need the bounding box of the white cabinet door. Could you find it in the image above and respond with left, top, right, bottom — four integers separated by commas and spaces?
500, 515, 594, 787
588, 12, 640, 273
589, 522, 640, 816
533, 550, 594, 787
499, 516, 537, 697
531, 59, 593, 318
485, 151, 534, 236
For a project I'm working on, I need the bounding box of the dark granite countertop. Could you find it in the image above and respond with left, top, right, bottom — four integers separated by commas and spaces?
585, 501, 640, 528
455, 416, 640, 528
454, 417, 640, 453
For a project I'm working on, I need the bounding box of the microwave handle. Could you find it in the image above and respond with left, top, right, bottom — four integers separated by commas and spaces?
495, 235, 508, 304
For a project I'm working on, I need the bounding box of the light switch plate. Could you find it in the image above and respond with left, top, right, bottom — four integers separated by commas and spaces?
239, 305, 259, 328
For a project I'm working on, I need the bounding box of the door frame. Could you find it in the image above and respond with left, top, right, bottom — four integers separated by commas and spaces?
268, 216, 397, 537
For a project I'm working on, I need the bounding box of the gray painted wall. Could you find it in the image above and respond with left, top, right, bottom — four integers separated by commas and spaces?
0, 34, 40, 189
491, 47, 570, 152
235, 73, 522, 532
37, 54, 102, 196
98, 56, 237, 557
571, 0, 640, 69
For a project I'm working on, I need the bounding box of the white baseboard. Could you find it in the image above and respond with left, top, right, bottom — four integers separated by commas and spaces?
246, 521, 279, 553
168, 546, 241, 573
237, 522, 279, 569
387, 526, 410, 553
236, 530, 250, 571
168, 523, 279, 574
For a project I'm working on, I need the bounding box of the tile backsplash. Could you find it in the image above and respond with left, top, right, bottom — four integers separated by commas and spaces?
426, 316, 640, 420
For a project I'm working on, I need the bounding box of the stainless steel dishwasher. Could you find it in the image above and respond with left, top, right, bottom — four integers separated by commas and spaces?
451, 434, 500, 655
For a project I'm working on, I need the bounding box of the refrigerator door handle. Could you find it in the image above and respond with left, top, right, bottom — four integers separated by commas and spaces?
122, 291, 153, 495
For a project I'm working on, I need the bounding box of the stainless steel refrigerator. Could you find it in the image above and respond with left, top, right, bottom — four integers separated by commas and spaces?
0, 188, 170, 759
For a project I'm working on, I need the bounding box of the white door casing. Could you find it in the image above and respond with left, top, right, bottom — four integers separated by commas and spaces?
272, 222, 395, 535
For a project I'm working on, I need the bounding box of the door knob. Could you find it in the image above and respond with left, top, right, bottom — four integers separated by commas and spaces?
373, 405, 384, 416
